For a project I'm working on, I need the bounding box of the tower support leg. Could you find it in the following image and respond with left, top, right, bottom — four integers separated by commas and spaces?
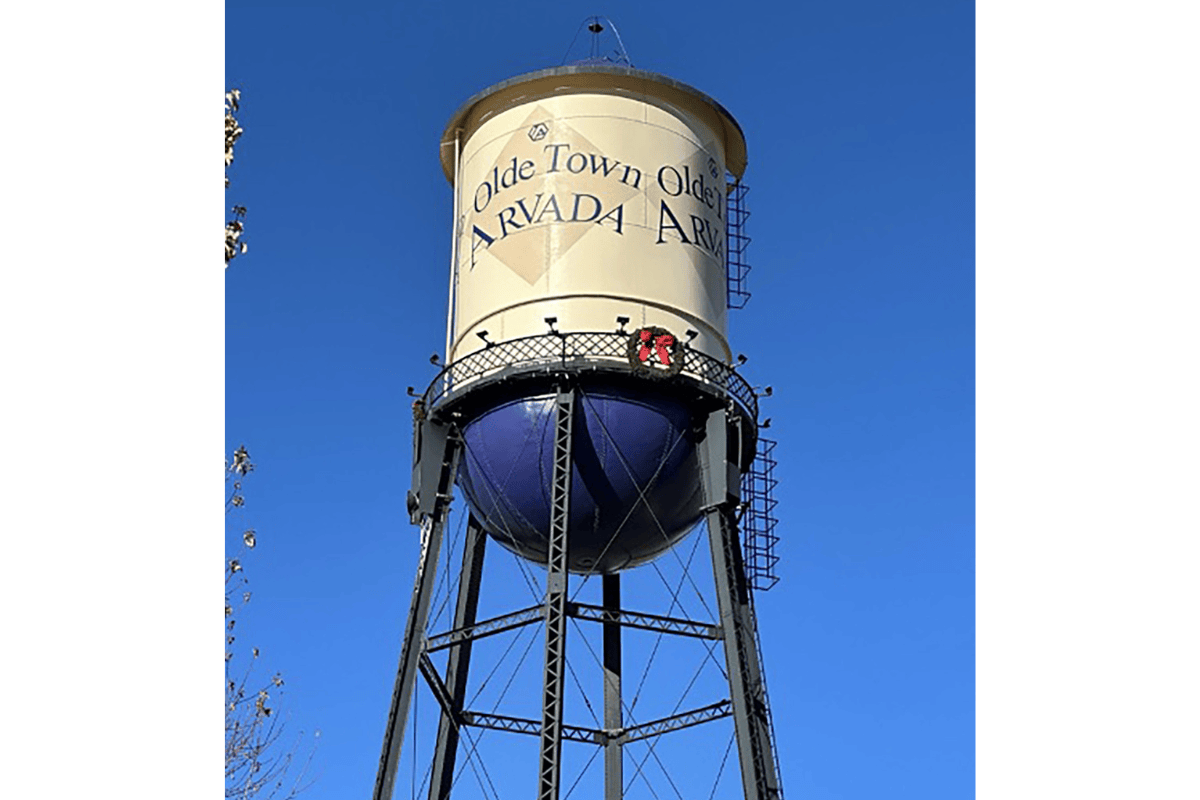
699, 408, 782, 800
427, 515, 488, 800
373, 424, 462, 800
602, 573, 623, 800
538, 385, 576, 800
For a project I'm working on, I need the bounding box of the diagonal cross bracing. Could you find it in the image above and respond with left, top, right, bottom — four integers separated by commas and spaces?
418, 652, 460, 726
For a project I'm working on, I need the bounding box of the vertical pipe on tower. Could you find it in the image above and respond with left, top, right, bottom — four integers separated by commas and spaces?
444, 130, 461, 361
602, 573, 624, 800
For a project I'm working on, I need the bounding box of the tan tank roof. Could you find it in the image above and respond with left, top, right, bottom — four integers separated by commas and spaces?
439, 64, 748, 183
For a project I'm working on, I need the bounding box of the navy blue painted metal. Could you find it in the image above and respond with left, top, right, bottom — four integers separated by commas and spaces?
456, 387, 702, 574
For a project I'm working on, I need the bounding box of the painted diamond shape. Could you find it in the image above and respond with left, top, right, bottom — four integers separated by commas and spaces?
528, 122, 549, 141
468, 107, 642, 286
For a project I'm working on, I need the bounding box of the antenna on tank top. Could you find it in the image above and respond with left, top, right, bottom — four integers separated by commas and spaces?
560, 15, 633, 67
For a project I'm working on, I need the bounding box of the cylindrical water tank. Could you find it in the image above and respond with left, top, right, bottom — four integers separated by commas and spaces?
436, 65, 749, 574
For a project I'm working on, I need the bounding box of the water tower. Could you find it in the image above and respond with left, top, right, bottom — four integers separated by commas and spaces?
374, 20, 782, 800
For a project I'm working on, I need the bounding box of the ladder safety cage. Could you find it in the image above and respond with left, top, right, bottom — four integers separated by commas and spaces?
740, 436, 779, 591
726, 179, 751, 309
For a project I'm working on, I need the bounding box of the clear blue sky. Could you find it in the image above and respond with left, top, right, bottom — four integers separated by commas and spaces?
225, 1, 974, 798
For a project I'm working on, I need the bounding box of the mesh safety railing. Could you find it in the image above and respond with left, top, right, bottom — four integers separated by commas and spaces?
421, 331, 758, 420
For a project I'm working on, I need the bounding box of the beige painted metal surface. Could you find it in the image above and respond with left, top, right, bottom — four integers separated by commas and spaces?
442, 69, 746, 364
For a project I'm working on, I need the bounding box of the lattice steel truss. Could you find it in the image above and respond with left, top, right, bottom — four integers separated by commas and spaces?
537, 386, 575, 800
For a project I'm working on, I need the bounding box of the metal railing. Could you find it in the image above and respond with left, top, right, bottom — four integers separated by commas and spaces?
420, 331, 759, 421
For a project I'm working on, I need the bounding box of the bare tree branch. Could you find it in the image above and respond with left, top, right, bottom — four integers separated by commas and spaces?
226, 448, 317, 799
225, 89, 248, 267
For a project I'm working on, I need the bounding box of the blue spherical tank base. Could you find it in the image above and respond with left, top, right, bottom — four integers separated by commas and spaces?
456, 385, 702, 574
